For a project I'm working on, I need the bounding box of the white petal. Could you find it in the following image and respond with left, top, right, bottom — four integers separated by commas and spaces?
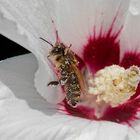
55, 0, 130, 57
0, 54, 130, 140
127, 112, 140, 140
0, 0, 65, 103
0, 0, 56, 43
0, 80, 15, 99
120, 0, 140, 58
127, 128, 140, 140
129, 0, 140, 16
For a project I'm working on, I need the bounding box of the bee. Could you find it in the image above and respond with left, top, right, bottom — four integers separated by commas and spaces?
40, 35, 86, 107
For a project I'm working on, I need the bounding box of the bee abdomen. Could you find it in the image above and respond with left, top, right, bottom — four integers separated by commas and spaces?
64, 72, 81, 107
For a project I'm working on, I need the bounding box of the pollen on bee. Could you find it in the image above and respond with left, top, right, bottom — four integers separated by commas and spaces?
88, 65, 140, 107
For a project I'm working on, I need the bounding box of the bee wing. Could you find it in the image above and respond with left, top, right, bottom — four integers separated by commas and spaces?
71, 62, 87, 95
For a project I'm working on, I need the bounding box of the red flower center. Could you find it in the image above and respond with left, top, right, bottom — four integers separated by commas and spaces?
60, 22, 140, 125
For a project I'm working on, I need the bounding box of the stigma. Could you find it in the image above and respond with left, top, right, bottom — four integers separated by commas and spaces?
88, 65, 140, 107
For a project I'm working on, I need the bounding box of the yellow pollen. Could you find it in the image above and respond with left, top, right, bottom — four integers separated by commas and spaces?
88, 65, 140, 107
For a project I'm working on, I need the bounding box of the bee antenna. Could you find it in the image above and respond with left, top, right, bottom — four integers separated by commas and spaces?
40, 37, 54, 47
69, 44, 72, 48
51, 20, 60, 43
55, 30, 60, 42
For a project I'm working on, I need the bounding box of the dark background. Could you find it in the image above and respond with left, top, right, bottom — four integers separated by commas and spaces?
0, 34, 30, 60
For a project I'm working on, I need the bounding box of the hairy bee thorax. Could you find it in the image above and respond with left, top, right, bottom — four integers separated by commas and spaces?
45, 40, 83, 107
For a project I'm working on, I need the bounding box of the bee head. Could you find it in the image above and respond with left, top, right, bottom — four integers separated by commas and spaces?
51, 43, 65, 56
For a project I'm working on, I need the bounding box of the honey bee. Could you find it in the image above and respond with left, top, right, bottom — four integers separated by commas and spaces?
40, 36, 86, 107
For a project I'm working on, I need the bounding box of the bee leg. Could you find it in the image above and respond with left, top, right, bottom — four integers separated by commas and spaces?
47, 54, 50, 58
59, 75, 71, 86
64, 45, 71, 55
48, 76, 69, 87
47, 81, 59, 87
59, 77, 68, 86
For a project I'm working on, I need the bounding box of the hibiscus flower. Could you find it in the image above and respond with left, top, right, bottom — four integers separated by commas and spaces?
0, 0, 140, 139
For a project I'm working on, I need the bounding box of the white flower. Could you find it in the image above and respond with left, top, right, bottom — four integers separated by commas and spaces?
0, 0, 140, 139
